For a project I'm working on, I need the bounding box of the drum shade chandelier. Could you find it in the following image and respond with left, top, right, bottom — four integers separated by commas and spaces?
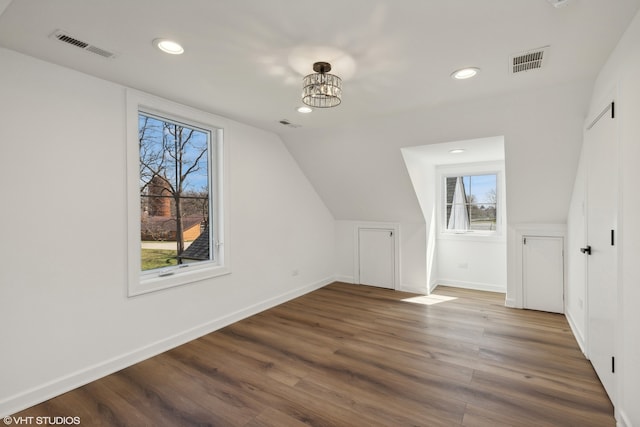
302, 61, 342, 108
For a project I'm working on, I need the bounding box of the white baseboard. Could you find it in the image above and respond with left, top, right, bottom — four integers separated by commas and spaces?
0, 276, 334, 418
436, 279, 506, 294
565, 309, 586, 356
617, 408, 631, 427
505, 297, 517, 308
334, 275, 354, 284
428, 279, 438, 293
400, 284, 428, 295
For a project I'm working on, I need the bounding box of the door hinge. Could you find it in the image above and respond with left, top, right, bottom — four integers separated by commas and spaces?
611, 101, 615, 119
611, 229, 615, 246
390, 231, 393, 237
523, 237, 527, 245
612, 356, 615, 373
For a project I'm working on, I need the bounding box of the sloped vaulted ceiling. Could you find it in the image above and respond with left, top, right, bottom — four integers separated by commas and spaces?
281, 78, 593, 224
0, 0, 638, 223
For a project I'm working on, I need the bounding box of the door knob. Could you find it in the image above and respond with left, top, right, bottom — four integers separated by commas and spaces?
580, 245, 592, 255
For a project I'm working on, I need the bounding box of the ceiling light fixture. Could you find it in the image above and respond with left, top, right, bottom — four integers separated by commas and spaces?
297, 106, 313, 114
451, 67, 479, 80
449, 149, 465, 154
302, 62, 342, 108
153, 38, 184, 55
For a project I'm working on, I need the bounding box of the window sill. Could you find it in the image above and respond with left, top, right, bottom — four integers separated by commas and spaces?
129, 263, 231, 297
438, 231, 505, 243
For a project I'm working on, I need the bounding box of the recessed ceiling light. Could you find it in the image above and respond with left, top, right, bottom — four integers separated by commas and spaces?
153, 38, 184, 55
449, 148, 465, 154
451, 68, 479, 80
297, 106, 313, 114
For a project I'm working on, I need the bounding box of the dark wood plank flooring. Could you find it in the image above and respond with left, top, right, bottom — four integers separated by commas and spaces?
12, 283, 613, 426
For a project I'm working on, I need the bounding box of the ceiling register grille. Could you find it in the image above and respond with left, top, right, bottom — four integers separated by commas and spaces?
49, 30, 117, 58
510, 46, 549, 74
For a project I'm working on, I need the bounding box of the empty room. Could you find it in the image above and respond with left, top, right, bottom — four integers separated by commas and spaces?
1, 1, 639, 426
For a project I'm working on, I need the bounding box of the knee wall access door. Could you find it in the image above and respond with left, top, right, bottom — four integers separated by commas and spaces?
357, 227, 396, 289
522, 235, 564, 313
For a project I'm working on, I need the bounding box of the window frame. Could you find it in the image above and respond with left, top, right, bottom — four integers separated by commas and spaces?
126, 89, 230, 296
437, 162, 504, 239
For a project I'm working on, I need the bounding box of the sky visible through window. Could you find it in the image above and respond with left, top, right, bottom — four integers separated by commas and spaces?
446, 173, 497, 231
462, 174, 496, 204
138, 114, 209, 193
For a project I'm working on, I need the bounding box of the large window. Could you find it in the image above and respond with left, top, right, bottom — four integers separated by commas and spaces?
139, 113, 211, 270
127, 90, 229, 296
444, 173, 498, 232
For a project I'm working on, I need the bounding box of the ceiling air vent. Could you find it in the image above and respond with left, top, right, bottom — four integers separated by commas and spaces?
49, 30, 117, 59
510, 46, 549, 74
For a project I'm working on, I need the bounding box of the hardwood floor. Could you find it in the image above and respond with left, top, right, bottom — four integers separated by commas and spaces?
13, 283, 613, 426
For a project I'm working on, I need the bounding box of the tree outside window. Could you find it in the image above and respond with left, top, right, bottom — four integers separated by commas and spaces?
445, 174, 497, 231
138, 113, 211, 271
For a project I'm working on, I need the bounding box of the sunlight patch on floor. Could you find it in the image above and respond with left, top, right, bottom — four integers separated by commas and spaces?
402, 294, 458, 306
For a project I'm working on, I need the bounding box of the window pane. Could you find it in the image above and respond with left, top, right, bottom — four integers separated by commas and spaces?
445, 174, 497, 232
469, 203, 497, 230
139, 113, 211, 272
468, 174, 497, 204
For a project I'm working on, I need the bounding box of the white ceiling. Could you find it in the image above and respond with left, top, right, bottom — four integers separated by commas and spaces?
1, 0, 638, 136
1, 0, 638, 225
401, 136, 505, 167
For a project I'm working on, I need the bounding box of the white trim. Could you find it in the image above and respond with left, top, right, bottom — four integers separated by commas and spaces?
428, 278, 439, 293
510, 223, 567, 309
352, 222, 401, 290
0, 276, 334, 418
616, 409, 630, 427
437, 232, 506, 243
522, 235, 565, 313
436, 161, 506, 239
566, 308, 587, 355
436, 280, 506, 293
334, 275, 355, 284
586, 101, 614, 130
126, 89, 231, 296
400, 284, 428, 295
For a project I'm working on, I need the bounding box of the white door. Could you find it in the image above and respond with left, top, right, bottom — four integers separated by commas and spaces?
522, 236, 564, 313
358, 228, 395, 289
585, 103, 617, 401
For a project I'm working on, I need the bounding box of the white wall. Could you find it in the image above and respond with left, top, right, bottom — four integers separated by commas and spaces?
402, 146, 507, 294
334, 220, 426, 293
566, 147, 587, 351
0, 47, 336, 416
435, 161, 507, 293
284, 78, 591, 303
506, 223, 567, 309
400, 150, 437, 291
437, 238, 507, 293
574, 9, 640, 426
